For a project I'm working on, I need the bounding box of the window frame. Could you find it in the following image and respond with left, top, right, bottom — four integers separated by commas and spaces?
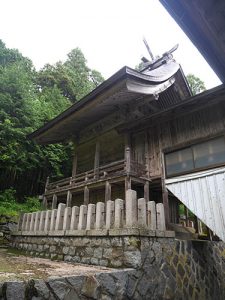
164, 135, 225, 178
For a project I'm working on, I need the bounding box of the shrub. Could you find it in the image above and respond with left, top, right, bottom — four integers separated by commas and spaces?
0, 189, 41, 221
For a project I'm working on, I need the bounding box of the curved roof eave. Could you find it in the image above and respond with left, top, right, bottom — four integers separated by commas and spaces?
28, 63, 180, 144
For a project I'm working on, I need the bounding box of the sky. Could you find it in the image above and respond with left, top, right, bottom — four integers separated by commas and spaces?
0, 0, 221, 89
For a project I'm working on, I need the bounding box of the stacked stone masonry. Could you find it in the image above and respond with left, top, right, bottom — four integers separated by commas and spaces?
8, 237, 225, 300
9, 189, 225, 299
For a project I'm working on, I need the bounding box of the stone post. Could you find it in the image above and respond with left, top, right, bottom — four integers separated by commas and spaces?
21, 214, 27, 231
144, 181, 150, 202
138, 198, 147, 227
105, 181, 111, 203
50, 209, 57, 231
55, 203, 66, 231
52, 194, 57, 209
17, 212, 24, 231
86, 204, 96, 230
63, 207, 72, 230
114, 199, 124, 228
84, 186, 89, 205
125, 189, 137, 227
25, 213, 32, 231
66, 191, 72, 207
44, 210, 52, 232
34, 211, 41, 232
96, 202, 105, 229
78, 205, 87, 230
39, 211, 46, 231
106, 200, 115, 229
147, 201, 156, 230
156, 203, 166, 231
70, 206, 80, 230
30, 212, 36, 232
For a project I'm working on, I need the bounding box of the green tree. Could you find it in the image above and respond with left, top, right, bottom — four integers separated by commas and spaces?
186, 73, 206, 95
37, 48, 104, 103
0, 40, 104, 200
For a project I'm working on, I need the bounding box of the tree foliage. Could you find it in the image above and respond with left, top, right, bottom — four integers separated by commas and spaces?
186, 73, 206, 95
37, 48, 104, 103
0, 40, 104, 201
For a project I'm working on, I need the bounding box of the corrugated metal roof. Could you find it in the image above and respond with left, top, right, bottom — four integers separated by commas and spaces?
166, 167, 225, 242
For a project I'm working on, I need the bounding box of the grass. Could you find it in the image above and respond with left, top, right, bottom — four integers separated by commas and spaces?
0, 189, 41, 222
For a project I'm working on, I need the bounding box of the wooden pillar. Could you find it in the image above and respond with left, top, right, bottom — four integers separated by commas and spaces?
144, 181, 150, 202
44, 176, 49, 193
184, 206, 188, 227
52, 194, 57, 209
144, 131, 150, 178
194, 216, 199, 234
105, 181, 111, 203
42, 196, 47, 210
72, 143, 77, 177
124, 133, 131, 174
94, 140, 100, 179
125, 176, 131, 192
84, 186, 89, 205
161, 152, 170, 229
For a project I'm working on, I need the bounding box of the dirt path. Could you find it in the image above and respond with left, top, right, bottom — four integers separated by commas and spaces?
0, 247, 114, 282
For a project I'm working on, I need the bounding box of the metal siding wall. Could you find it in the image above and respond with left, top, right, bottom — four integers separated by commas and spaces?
166, 167, 225, 242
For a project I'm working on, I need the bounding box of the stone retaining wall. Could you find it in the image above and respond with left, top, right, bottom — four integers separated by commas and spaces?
10, 235, 225, 299
11, 233, 174, 268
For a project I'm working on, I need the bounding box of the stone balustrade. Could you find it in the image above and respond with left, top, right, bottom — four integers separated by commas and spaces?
16, 189, 167, 236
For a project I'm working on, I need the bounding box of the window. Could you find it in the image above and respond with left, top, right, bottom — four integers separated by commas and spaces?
165, 148, 193, 176
193, 137, 225, 168
165, 137, 225, 177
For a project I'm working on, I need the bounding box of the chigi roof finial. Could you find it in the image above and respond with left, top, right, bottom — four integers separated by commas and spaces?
141, 38, 179, 72
143, 37, 155, 62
